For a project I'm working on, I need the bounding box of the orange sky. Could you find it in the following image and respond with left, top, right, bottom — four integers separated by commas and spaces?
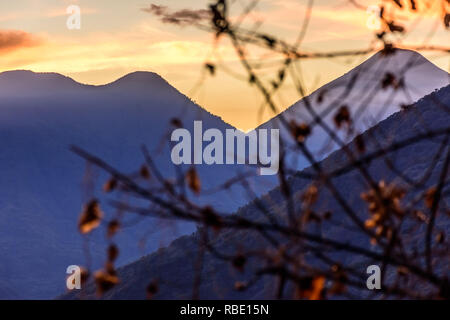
0, 0, 448, 130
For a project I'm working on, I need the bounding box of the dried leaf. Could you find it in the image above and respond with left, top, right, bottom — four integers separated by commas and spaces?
305, 210, 321, 224
186, 167, 201, 194
232, 254, 247, 272
107, 244, 119, 263
234, 281, 248, 291
140, 165, 151, 179
425, 187, 437, 209
329, 265, 347, 295
355, 134, 366, 153
387, 21, 405, 33
278, 69, 285, 82
392, 0, 403, 8
146, 280, 159, 299
103, 178, 117, 193
436, 231, 445, 244
94, 270, 119, 296
290, 120, 311, 143
205, 63, 215, 75
302, 184, 318, 206
107, 220, 120, 238
397, 266, 409, 276
323, 211, 332, 220
382, 72, 396, 89
201, 206, 223, 231
334, 106, 351, 128
296, 276, 325, 300
260, 35, 276, 48
171, 118, 183, 128
78, 200, 103, 234
400, 103, 413, 112
317, 89, 327, 104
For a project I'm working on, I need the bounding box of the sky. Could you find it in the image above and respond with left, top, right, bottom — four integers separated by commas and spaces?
0, 0, 449, 130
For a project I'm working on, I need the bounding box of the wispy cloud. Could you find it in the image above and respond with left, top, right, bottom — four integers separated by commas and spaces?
0, 30, 42, 53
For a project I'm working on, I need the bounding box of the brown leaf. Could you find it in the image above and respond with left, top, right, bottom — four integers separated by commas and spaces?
260, 34, 276, 48
171, 118, 183, 128
397, 266, 409, 276
381, 72, 396, 89
334, 106, 352, 128
201, 206, 223, 231
146, 280, 159, 299
107, 220, 120, 238
107, 244, 119, 263
296, 276, 325, 300
103, 178, 117, 193
290, 120, 311, 143
78, 200, 103, 234
436, 231, 445, 244
323, 211, 332, 220
329, 265, 347, 295
387, 21, 405, 33
355, 134, 366, 153
305, 210, 321, 224
381, 43, 395, 56
425, 187, 437, 209
234, 281, 248, 291
232, 254, 247, 272
302, 184, 318, 206
392, 0, 403, 8
140, 165, 151, 179
316, 89, 327, 104
94, 270, 119, 296
186, 167, 201, 194
205, 63, 215, 75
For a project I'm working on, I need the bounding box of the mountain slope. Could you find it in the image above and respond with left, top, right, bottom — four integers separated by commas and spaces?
0, 49, 447, 299
0, 70, 264, 299
259, 49, 449, 170
63, 84, 450, 299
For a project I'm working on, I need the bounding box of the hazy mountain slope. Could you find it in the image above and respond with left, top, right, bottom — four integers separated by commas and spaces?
0, 71, 264, 299
0, 49, 447, 299
63, 84, 450, 299
259, 49, 449, 170
0, 281, 21, 300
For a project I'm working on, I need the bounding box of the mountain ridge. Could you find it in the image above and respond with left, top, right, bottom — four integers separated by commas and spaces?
61, 83, 450, 300
0, 49, 448, 299
257, 48, 449, 130
0, 69, 234, 128
1, 48, 447, 131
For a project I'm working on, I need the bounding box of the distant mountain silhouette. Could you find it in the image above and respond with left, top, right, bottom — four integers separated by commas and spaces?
0, 49, 447, 299
259, 49, 449, 170
0, 69, 260, 299
62, 83, 450, 299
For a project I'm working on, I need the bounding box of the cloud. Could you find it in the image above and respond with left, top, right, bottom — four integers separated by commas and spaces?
141, 4, 211, 26
0, 30, 41, 53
